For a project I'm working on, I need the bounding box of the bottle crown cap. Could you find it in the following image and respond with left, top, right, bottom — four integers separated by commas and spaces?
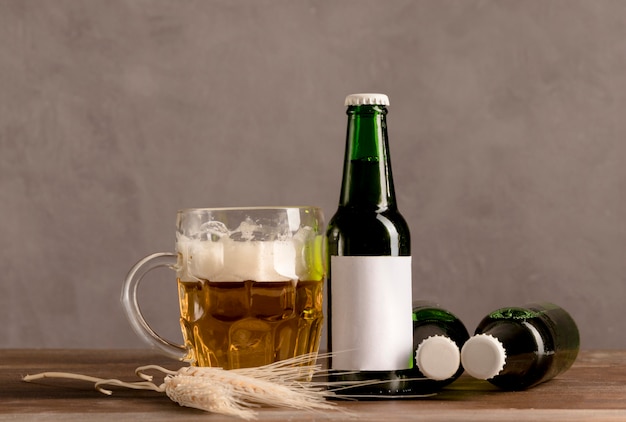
461, 334, 507, 380
344, 93, 390, 106
414, 335, 461, 381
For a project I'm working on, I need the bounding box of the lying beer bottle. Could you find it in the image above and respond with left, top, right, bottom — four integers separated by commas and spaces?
411, 301, 470, 391
326, 93, 414, 397
460, 302, 580, 390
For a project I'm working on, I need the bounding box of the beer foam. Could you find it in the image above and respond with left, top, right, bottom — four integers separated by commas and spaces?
177, 235, 297, 282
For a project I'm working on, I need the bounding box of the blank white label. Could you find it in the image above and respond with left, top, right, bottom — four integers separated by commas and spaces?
330, 255, 413, 371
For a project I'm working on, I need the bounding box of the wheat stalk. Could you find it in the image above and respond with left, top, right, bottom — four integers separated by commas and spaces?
23, 353, 346, 420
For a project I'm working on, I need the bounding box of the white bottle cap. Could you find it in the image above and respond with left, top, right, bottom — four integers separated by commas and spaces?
344, 93, 390, 106
460, 334, 507, 380
414, 335, 461, 381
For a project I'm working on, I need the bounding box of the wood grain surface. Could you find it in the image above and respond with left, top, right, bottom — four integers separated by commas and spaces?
1, 349, 625, 421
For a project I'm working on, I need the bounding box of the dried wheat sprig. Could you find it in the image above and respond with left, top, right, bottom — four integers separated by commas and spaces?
23, 352, 349, 420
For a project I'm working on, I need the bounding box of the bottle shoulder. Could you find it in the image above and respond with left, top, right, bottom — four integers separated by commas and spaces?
412, 306, 470, 346
326, 207, 411, 255
328, 207, 410, 232
413, 305, 459, 325
476, 304, 580, 352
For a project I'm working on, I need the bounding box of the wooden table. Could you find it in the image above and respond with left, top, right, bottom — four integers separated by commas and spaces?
1, 349, 625, 421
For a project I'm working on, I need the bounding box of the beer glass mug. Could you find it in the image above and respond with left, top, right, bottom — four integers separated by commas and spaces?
121, 207, 325, 369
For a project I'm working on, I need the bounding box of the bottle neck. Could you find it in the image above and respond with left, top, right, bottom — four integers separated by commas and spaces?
484, 322, 541, 355
338, 104, 397, 211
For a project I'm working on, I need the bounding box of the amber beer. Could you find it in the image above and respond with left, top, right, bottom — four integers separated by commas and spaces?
121, 207, 325, 369
177, 279, 323, 368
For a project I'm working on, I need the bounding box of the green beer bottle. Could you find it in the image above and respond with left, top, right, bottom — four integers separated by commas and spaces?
326, 93, 414, 397
410, 301, 470, 391
460, 302, 580, 390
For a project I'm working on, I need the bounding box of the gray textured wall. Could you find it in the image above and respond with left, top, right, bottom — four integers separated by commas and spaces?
1, 0, 625, 351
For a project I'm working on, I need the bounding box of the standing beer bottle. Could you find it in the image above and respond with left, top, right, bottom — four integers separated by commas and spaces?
326, 93, 414, 397
410, 301, 469, 391
460, 302, 580, 390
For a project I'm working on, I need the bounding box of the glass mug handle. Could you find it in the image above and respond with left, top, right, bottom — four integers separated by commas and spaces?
120, 252, 187, 360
